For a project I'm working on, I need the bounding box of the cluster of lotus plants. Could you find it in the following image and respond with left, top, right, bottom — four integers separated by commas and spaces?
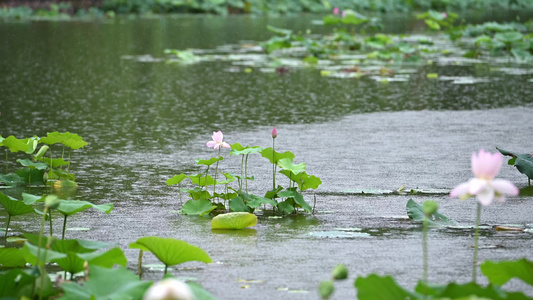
259, 9, 533, 64
167, 129, 322, 216
0, 132, 87, 187
319, 149, 533, 299
0, 133, 215, 300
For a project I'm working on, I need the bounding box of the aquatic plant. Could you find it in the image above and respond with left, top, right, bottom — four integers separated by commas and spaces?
169, 129, 321, 216
497, 148, 533, 187
450, 149, 519, 282
0, 191, 37, 239
210, 212, 257, 229
318, 264, 348, 299
143, 278, 194, 300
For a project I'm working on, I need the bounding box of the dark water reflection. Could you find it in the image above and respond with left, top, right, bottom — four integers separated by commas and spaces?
1, 16, 532, 154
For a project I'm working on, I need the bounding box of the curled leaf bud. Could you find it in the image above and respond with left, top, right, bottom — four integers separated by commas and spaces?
272, 127, 278, 139
44, 195, 60, 209
332, 264, 348, 280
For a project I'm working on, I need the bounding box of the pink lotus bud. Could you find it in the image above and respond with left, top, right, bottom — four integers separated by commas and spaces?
272, 127, 277, 138
332, 7, 339, 15
442, 12, 448, 18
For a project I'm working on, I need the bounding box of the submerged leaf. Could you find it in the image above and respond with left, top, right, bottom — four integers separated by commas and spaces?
211, 212, 258, 229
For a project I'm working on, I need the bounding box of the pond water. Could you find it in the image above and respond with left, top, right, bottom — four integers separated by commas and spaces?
1, 15, 533, 299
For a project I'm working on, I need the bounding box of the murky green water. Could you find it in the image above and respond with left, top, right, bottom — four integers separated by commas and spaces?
1, 15, 533, 299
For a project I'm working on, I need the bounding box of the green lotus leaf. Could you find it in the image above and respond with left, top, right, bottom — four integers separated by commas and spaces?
131, 236, 212, 267
495, 31, 523, 44
0, 192, 36, 216
195, 157, 223, 166
0, 248, 27, 267
277, 158, 306, 175
229, 197, 253, 213
277, 200, 294, 214
189, 174, 216, 186
181, 199, 217, 216
17, 158, 48, 170
481, 259, 533, 286
166, 173, 187, 186
355, 274, 420, 300
237, 191, 277, 208
260, 147, 295, 164
229, 143, 263, 155
406, 199, 457, 226
38, 157, 70, 168
34, 145, 49, 160
497, 148, 533, 179
0, 173, 25, 186
182, 187, 211, 201
78, 247, 128, 268
57, 200, 113, 216
277, 189, 312, 213
211, 212, 257, 229
40, 132, 88, 149
23, 242, 67, 264
0, 268, 36, 298
60, 265, 152, 300
279, 170, 322, 191
2, 136, 29, 153
15, 168, 45, 185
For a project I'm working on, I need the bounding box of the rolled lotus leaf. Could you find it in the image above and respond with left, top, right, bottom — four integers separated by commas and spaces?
211, 212, 257, 230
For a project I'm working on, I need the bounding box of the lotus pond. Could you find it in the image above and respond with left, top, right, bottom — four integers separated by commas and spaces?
1, 12, 533, 299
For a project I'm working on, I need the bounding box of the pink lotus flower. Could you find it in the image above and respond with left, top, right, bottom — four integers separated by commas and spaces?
206, 131, 230, 150
272, 127, 278, 138
442, 12, 448, 18
332, 7, 339, 15
450, 150, 519, 206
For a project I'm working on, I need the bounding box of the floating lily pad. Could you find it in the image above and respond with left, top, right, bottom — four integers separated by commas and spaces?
211, 212, 257, 230
308, 231, 371, 238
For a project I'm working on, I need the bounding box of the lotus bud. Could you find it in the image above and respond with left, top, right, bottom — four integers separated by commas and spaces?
272, 127, 277, 139
143, 278, 194, 300
332, 264, 348, 280
44, 195, 60, 209
318, 280, 335, 299
422, 200, 438, 217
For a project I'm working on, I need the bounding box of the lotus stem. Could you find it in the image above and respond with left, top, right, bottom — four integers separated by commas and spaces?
138, 250, 143, 279
32, 206, 49, 299
529, 177, 531, 187
62, 215, 68, 240
61, 146, 65, 170
422, 218, 429, 291
5, 150, 8, 174
245, 154, 249, 201
240, 155, 244, 192
472, 202, 482, 283
213, 148, 221, 202
49, 211, 53, 236
164, 264, 168, 275
178, 183, 182, 205
312, 195, 316, 215
272, 139, 276, 189
67, 149, 71, 174
4, 214, 11, 239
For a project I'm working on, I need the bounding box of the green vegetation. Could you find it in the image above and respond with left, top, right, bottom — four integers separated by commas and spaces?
2, 0, 533, 18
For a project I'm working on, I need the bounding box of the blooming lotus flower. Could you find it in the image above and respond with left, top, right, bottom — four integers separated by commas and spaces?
442, 12, 448, 18
206, 131, 230, 150
332, 7, 339, 15
272, 127, 277, 138
450, 150, 519, 206
143, 278, 193, 300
